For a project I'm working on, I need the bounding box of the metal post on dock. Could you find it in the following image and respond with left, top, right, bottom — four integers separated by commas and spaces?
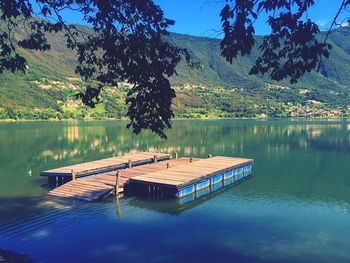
154, 155, 158, 163
208, 154, 212, 158
128, 159, 132, 168
114, 171, 120, 196
167, 163, 170, 169
71, 169, 77, 181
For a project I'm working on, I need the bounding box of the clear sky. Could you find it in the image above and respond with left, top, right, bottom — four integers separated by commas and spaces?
35, 0, 348, 38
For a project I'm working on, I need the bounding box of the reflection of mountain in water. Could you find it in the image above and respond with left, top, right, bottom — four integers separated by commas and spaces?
0, 120, 349, 217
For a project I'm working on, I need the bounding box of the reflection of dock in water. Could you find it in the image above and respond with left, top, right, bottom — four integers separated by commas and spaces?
125, 174, 253, 216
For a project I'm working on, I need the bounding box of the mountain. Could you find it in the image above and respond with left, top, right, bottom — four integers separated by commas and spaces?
0, 25, 350, 120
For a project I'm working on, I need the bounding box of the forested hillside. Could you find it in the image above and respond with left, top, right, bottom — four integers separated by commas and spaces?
1, 25, 350, 120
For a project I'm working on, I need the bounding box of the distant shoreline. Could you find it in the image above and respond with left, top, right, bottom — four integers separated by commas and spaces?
0, 116, 349, 123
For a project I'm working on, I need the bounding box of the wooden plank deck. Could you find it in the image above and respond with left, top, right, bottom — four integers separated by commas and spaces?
127, 156, 253, 197
46, 158, 200, 202
41, 152, 172, 178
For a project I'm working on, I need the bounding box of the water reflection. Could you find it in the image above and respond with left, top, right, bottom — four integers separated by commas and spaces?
0, 182, 349, 263
125, 177, 252, 216
0, 120, 350, 263
0, 120, 350, 211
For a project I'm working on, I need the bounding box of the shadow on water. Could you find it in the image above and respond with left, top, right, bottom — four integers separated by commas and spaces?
0, 248, 32, 263
0, 196, 57, 224
125, 176, 253, 216
0, 198, 108, 240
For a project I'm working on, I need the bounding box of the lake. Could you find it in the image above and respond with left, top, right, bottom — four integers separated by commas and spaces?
0, 120, 349, 263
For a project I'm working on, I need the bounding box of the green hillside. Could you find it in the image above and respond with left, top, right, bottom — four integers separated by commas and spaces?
0, 26, 350, 120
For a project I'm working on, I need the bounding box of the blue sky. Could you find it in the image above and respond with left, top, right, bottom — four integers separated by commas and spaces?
155, 0, 347, 37
35, 0, 348, 38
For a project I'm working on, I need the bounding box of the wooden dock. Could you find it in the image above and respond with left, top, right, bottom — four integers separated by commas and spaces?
127, 156, 253, 198
46, 158, 200, 202
41, 152, 172, 181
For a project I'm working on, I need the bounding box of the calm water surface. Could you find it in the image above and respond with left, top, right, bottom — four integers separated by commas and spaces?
0, 120, 349, 263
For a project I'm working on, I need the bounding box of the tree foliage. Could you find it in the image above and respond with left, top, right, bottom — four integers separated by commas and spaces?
219, 0, 347, 83
0, 0, 349, 137
0, 0, 196, 138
